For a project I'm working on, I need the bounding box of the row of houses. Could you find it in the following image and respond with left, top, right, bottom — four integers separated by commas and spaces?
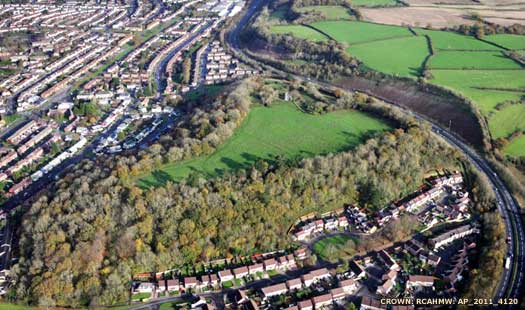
293, 216, 349, 241
134, 252, 299, 294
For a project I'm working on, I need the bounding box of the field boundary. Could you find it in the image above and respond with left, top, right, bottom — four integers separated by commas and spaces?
345, 34, 416, 45
421, 34, 434, 78
300, 23, 336, 41
477, 37, 510, 51
471, 86, 525, 92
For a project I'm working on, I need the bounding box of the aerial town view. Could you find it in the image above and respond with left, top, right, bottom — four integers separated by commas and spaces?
0, 0, 524, 308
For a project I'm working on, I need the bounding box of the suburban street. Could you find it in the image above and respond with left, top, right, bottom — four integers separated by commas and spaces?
225, 0, 524, 305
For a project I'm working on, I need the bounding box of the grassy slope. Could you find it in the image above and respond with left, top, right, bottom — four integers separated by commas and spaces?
138, 103, 390, 187
428, 51, 521, 69
489, 104, 525, 139
296, 5, 353, 20
270, 25, 328, 41
310, 21, 413, 44
484, 34, 525, 50
431, 70, 525, 113
504, 135, 525, 157
415, 29, 502, 51
349, 36, 429, 77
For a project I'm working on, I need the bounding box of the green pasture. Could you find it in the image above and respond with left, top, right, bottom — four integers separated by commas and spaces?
138, 102, 390, 187
415, 29, 501, 51
484, 34, 525, 50
310, 21, 412, 44
349, 36, 429, 77
430, 69, 525, 113
428, 51, 520, 69
504, 135, 525, 157
489, 104, 525, 139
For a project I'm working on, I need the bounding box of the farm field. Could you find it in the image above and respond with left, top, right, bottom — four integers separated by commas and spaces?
138, 103, 390, 187
428, 51, 521, 69
270, 25, 328, 41
359, 7, 475, 28
488, 104, 525, 139
504, 135, 525, 157
295, 5, 353, 20
431, 70, 525, 113
415, 29, 501, 51
348, 36, 429, 77
310, 21, 412, 44
269, 15, 525, 156
484, 34, 525, 50
312, 234, 358, 261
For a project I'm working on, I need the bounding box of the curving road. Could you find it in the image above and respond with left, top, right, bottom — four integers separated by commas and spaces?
225, 0, 524, 306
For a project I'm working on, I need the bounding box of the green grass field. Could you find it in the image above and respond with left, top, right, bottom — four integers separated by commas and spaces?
270, 25, 328, 41
349, 36, 429, 77
296, 5, 353, 20
351, 0, 399, 6
431, 70, 525, 113
484, 34, 525, 50
312, 234, 358, 261
489, 104, 525, 139
310, 21, 412, 44
504, 135, 525, 157
428, 51, 521, 69
415, 29, 501, 51
138, 103, 390, 187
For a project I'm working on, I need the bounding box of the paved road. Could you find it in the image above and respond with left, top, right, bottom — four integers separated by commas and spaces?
225, 0, 524, 306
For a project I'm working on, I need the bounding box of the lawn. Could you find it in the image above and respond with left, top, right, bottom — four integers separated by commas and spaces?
310, 21, 412, 44
489, 104, 525, 139
504, 135, 525, 158
430, 69, 525, 113
138, 103, 389, 187
484, 34, 525, 50
267, 269, 279, 277
415, 29, 502, 51
222, 280, 234, 288
312, 234, 358, 261
270, 25, 328, 42
348, 36, 429, 77
428, 51, 521, 69
295, 5, 353, 20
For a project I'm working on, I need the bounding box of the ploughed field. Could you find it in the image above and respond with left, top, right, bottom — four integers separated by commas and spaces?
138, 102, 390, 187
270, 19, 525, 156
